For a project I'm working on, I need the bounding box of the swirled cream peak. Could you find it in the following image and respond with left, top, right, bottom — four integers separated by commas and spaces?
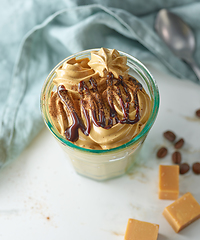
53, 57, 99, 93
49, 48, 152, 150
88, 48, 129, 78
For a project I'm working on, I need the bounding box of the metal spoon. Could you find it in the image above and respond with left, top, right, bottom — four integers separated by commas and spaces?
155, 9, 200, 82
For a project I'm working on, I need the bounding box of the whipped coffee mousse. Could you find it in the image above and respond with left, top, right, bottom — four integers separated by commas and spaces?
49, 48, 151, 150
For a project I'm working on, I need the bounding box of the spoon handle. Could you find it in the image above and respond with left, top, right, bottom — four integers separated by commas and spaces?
185, 58, 200, 82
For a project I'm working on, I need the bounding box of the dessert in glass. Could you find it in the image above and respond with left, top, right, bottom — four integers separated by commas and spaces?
41, 48, 159, 180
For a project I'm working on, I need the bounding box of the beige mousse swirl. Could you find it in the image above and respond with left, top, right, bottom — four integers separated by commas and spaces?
53, 57, 100, 94
49, 48, 151, 150
88, 48, 129, 78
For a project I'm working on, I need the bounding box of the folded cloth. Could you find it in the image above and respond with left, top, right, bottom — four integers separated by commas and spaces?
0, 0, 200, 167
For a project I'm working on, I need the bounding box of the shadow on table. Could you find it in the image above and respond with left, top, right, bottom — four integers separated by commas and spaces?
158, 234, 168, 240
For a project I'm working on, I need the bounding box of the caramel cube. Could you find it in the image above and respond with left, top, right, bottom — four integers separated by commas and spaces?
163, 192, 200, 232
159, 165, 179, 200
124, 218, 159, 240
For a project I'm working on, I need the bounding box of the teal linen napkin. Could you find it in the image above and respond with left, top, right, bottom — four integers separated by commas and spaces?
0, 0, 200, 167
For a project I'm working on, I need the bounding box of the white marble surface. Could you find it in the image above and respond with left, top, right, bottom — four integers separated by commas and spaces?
0, 66, 200, 240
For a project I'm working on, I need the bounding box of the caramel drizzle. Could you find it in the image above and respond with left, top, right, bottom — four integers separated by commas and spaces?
57, 72, 142, 142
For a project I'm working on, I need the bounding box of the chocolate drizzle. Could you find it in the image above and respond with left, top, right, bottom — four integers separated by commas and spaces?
79, 80, 99, 128
89, 77, 106, 128
106, 72, 141, 125
57, 72, 143, 142
57, 85, 87, 142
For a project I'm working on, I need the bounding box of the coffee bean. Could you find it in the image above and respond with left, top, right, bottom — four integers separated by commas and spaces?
192, 162, 200, 174
180, 163, 190, 174
163, 131, 176, 142
196, 109, 200, 118
174, 138, 184, 149
157, 147, 168, 158
172, 151, 182, 164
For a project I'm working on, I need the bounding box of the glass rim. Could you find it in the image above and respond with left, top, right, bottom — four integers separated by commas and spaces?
40, 48, 160, 153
